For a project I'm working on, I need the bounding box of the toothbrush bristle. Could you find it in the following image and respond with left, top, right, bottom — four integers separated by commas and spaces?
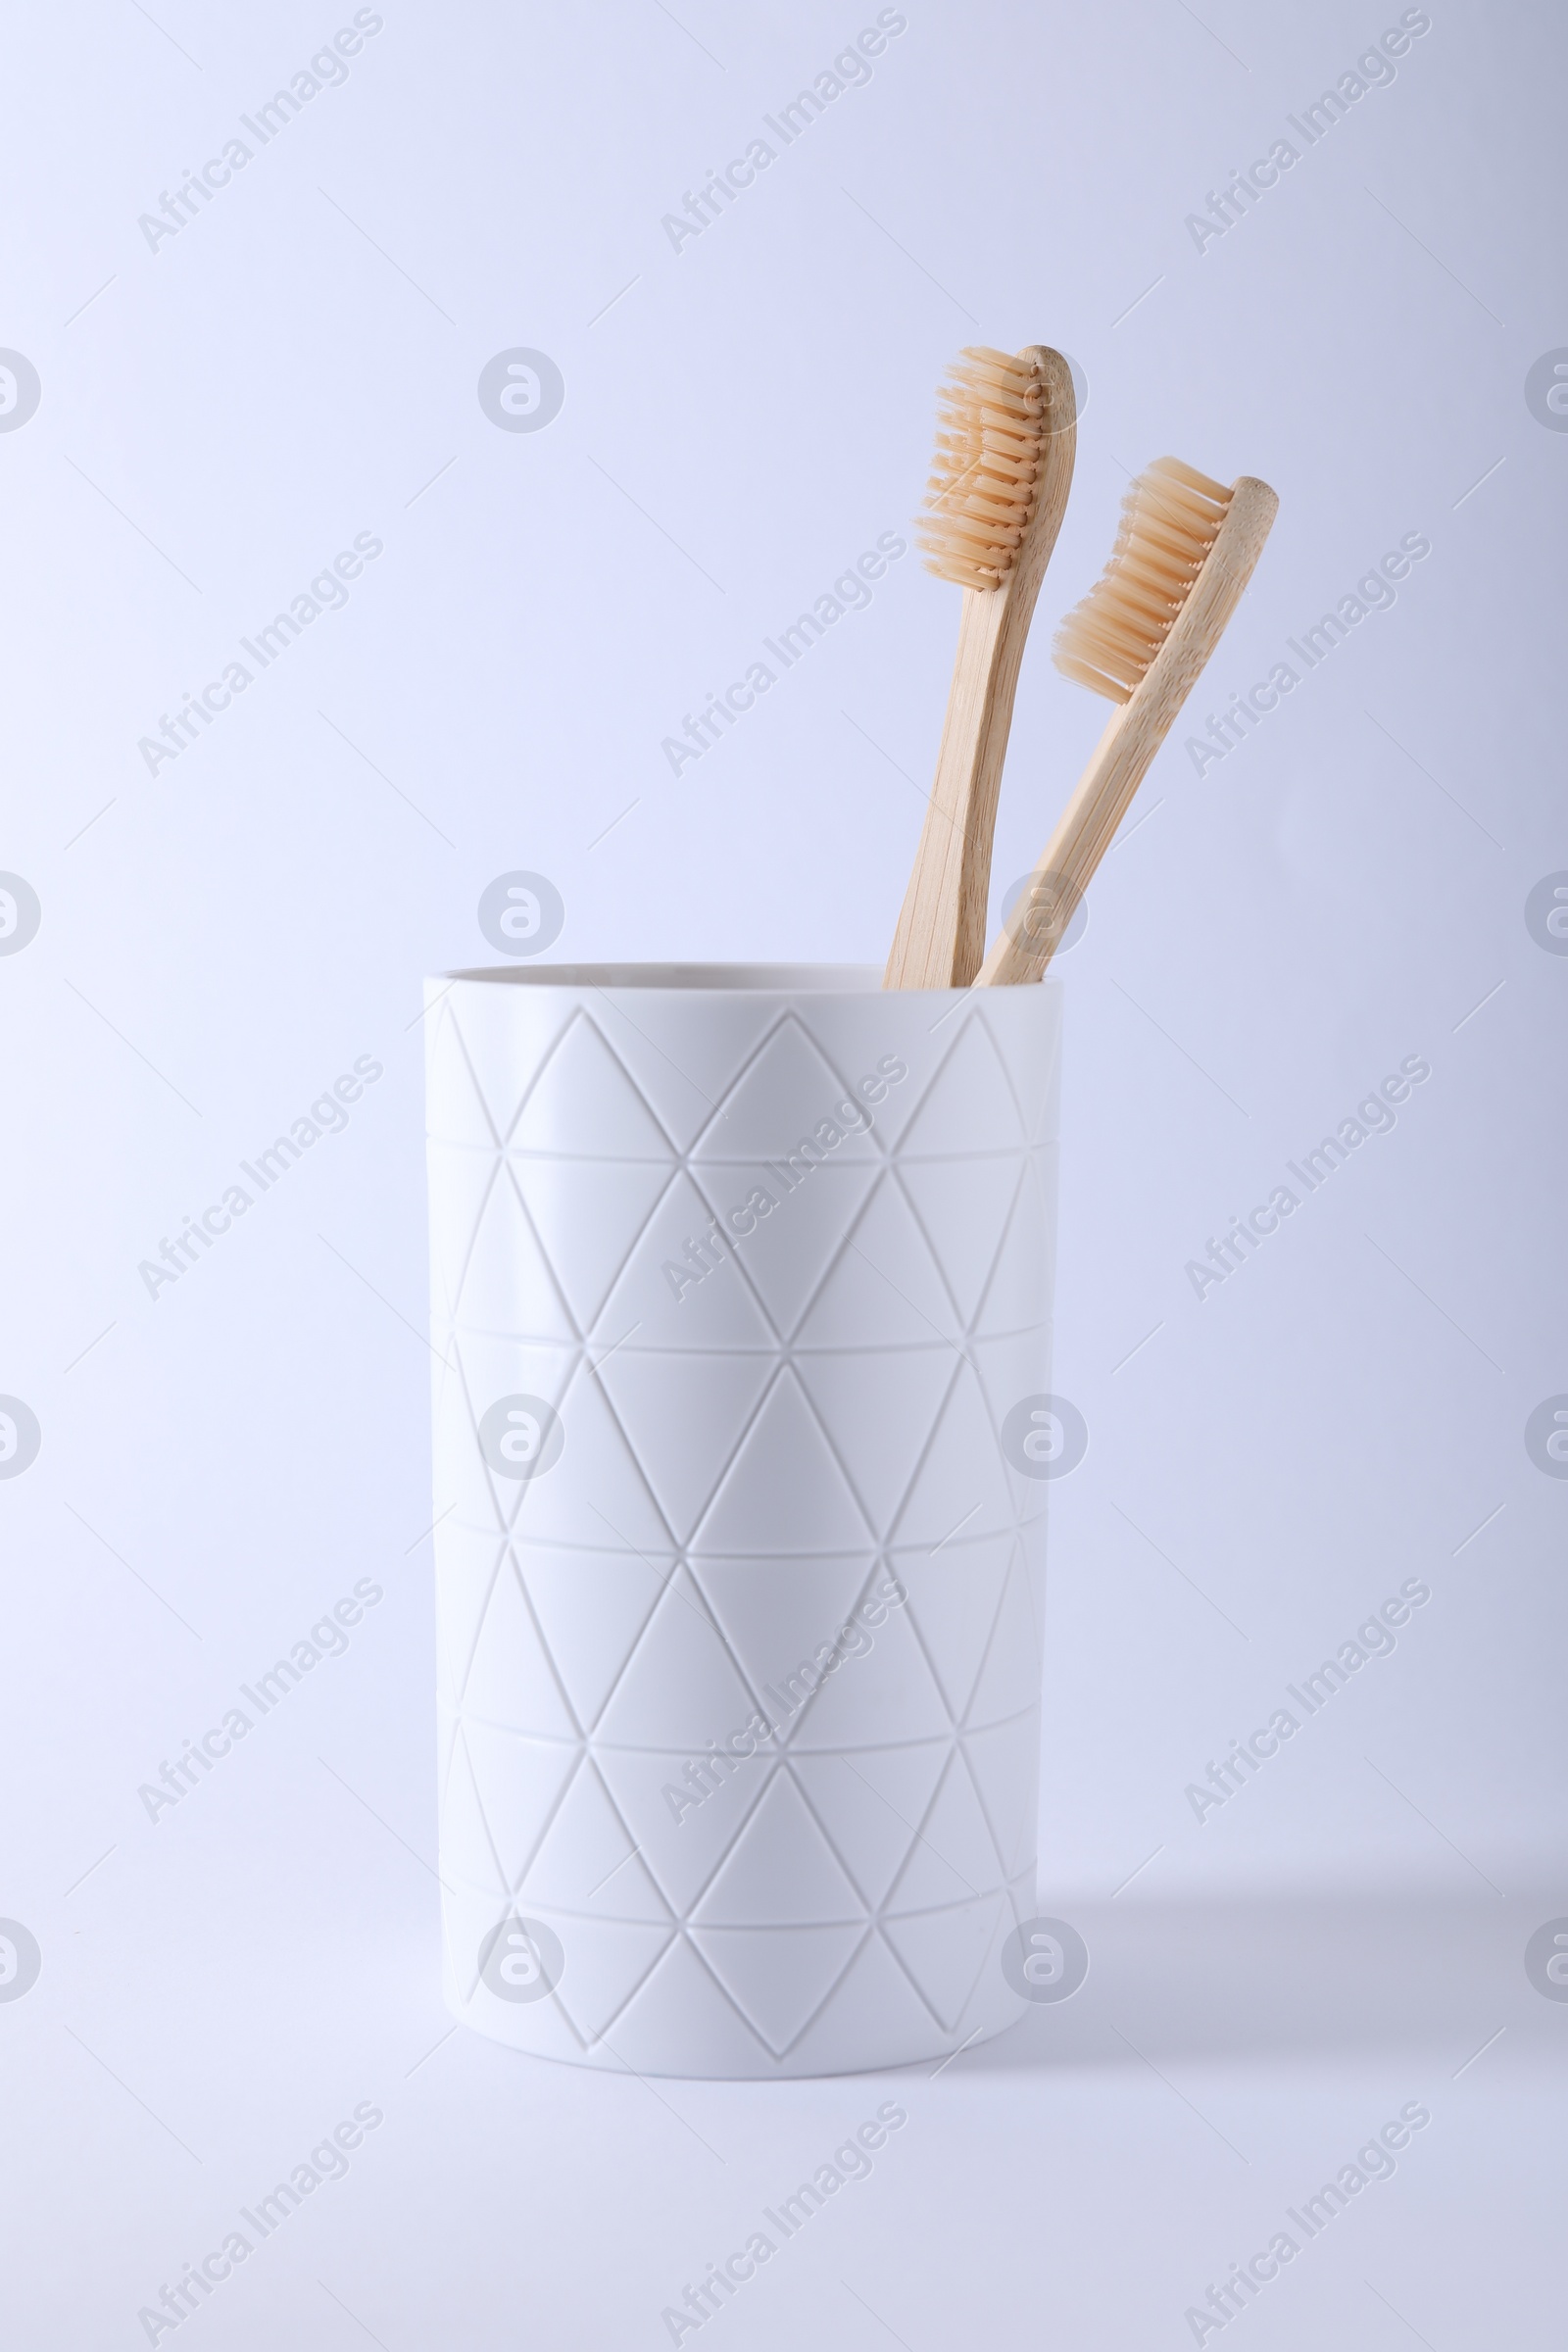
916, 346, 1058, 591
1054, 458, 1232, 703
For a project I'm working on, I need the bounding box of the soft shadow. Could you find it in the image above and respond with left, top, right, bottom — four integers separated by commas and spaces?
952, 1882, 1563, 2073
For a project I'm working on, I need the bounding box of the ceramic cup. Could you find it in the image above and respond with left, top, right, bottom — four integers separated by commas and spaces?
424, 962, 1061, 2077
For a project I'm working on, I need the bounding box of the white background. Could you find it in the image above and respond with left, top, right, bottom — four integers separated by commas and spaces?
1, 0, 1563, 2343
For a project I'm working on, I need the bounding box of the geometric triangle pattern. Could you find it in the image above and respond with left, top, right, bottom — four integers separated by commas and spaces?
425, 968, 1062, 2078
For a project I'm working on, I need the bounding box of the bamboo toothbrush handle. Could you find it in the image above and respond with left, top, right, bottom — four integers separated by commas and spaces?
884, 350, 1076, 991
975, 475, 1278, 987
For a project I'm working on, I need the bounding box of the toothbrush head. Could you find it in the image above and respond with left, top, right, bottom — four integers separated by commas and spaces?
1054, 457, 1235, 704
916, 345, 1069, 592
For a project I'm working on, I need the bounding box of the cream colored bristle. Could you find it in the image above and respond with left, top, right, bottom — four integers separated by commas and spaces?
916, 345, 1057, 591
1054, 457, 1233, 703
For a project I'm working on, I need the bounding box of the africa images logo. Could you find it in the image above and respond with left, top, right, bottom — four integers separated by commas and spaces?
1525, 1396, 1568, 1478
0, 872, 42, 954
0, 1397, 42, 1479
477, 871, 565, 956
478, 1916, 564, 2003
1524, 1920, 1568, 1999
0, 1920, 42, 2001
0, 350, 41, 432
1002, 1917, 1090, 2002
1525, 350, 1568, 431
1001, 1395, 1089, 1480
478, 1396, 564, 1481
477, 351, 564, 433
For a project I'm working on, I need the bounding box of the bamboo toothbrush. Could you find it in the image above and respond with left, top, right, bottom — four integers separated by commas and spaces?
883, 344, 1077, 991
974, 458, 1277, 986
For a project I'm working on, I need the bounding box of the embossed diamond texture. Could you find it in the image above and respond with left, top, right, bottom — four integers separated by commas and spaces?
427, 984, 1057, 2073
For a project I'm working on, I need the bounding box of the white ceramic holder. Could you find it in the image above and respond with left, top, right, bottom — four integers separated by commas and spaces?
424, 962, 1061, 2078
